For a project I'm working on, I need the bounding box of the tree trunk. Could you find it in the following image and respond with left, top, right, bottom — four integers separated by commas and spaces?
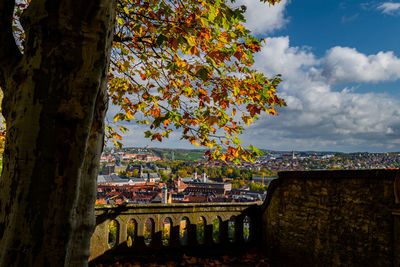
0, 0, 115, 266
65, 71, 109, 267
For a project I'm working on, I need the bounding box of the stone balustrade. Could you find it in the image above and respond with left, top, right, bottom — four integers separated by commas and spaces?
90, 202, 262, 261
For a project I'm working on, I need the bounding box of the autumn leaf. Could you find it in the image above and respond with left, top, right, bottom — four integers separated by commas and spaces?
3, 0, 285, 162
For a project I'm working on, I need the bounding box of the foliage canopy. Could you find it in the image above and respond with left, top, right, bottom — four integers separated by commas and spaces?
5, 0, 285, 163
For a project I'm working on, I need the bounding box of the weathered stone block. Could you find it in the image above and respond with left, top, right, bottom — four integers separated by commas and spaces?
263, 169, 398, 267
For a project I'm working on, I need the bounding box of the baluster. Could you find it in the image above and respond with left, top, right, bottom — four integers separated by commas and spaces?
187, 218, 196, 247
204, 216, 213, 246
220, 217, 229, 244
170, 217, 180, 247
235, 214, 244, 244
135, 218, 146, 249
153, 217, 162, 249
119, 217, 127, 246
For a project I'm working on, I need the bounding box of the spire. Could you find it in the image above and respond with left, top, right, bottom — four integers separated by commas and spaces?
202, 171, 207, 183
140, 165, 143, 178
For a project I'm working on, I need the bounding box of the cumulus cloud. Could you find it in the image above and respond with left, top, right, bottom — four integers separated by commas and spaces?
255, 36, 317, 80
235, 0, 290, 34
377, 2, 400, 15
245, 36, 400, 152
319, 47, 400, 83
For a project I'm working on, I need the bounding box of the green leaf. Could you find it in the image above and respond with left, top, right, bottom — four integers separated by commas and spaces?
196, 67, 209, 82
156, 34, 168, 46
248, 145, 264, 157
144, 131, 152, 138
233, 135, 242, 145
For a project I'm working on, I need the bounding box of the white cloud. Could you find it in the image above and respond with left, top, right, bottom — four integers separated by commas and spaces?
320, 47, 400, 83
235, 0, 290, 34
255, 36, 317, 78
245, 36, 400, 152
377, 2, 400, 15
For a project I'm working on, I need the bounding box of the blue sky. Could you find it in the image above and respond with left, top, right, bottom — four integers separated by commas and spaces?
114, 0, 400, 153
285, 1, 400, 56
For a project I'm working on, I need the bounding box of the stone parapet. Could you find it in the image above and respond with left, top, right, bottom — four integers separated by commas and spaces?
263, 169, 399, 267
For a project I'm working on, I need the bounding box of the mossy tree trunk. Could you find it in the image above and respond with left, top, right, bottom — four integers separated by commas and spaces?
0, 0, 115, 266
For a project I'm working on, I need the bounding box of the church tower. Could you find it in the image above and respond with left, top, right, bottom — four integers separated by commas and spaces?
202, 171, 207, 183
139, 165, 144, 178
162, 185, 168, 204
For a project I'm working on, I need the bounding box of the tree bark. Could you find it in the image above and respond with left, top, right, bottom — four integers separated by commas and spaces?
65, 70, 109, 267
0, 0, 115, 266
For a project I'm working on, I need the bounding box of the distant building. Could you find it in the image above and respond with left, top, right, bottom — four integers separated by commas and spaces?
184, 181, 231, 195
167, 174, 188, 193
145, 171, 161, 183
97, 174, 130, 185
124, 164, 162, 182
230, 188, 266, 202
100, 164, 115, 175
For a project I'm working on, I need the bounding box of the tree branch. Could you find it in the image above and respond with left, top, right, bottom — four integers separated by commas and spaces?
0, 0, 22, 89
113, 34, 132, 43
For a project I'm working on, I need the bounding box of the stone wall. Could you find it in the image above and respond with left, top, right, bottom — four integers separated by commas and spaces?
263, 169, 399, 267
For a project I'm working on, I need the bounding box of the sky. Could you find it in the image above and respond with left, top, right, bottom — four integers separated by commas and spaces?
113, 0, 400, 153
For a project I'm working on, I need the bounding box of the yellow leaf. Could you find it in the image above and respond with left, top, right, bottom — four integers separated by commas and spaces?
187, 36, 196, 46
220, 154, 226, 161
117, 18, 124, 25
126, 110, 135, 120
190, 140, 200, 147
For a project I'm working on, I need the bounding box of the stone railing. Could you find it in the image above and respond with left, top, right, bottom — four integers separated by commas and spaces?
89, 202, 262, 262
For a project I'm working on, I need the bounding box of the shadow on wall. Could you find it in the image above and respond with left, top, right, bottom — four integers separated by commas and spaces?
263, 169, 400, 267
